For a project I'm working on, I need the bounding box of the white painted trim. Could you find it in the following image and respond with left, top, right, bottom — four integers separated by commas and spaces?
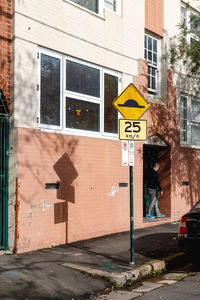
37, 49, 63, 130
102, 68, 121, 135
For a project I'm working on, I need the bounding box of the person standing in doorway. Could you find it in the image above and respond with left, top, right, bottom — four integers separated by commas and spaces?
146, 162, 165, 219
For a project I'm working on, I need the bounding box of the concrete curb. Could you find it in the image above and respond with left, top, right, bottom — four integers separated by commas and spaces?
62, 259, 167, 287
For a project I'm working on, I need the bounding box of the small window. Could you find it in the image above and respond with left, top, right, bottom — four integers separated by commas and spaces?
191, 124, 200, 146
144, 35, 160, 95
69, 0, 99, 14
179, 95, 200, 147
180, 4, 199, 42
104, 0, 120, 13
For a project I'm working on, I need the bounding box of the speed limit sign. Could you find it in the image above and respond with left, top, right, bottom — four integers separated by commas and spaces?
119, 119, 147, 141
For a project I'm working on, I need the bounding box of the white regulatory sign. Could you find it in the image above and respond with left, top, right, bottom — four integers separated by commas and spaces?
122, 141, 129, 166
129, 141, 134, 166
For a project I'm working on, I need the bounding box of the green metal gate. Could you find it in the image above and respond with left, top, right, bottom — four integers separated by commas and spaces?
0, 116, 8, 250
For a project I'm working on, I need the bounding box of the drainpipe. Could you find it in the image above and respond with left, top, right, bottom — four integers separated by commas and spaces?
15, 178, 20, 252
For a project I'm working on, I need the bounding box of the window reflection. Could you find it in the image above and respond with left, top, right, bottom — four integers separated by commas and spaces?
66, 97, 100, 131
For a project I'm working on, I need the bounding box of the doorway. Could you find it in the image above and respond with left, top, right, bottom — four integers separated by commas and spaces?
143, 135, 171, 219
0, 116, 9, 249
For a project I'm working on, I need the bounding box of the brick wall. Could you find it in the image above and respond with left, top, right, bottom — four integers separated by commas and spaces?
0, 0, 12, 109
145, 0, 164, 37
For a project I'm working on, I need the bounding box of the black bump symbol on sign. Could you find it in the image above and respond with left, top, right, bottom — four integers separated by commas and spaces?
118, 99, 145, 108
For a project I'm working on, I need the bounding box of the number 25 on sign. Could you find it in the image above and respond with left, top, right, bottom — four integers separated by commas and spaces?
119, 119, 147, 141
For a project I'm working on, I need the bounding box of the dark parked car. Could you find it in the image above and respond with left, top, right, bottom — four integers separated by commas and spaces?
178, 200, 200, 256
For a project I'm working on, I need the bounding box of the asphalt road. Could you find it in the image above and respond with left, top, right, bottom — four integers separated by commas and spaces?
0, 250, 111, 300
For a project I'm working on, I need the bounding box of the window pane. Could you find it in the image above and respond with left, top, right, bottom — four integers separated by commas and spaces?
148, 76, 150, 89
191, 125, 200, 146
66, 97, 100, 131
40, 54, 60, 126
105, 0, 116, 11
180, 96, 187, 108
153, 53, 157, 66
66, 60, 100, 97
148, 36, 152, 50
181, 119, 187, 130
180, 108, 187, 120
144, 50, 147, 60
148, 51, 152, 62
190, 12, 197, 31
152, 68, 156, 76
181, 130, 187, 142
144, 35, 147, 48
180, 96, 188, 142
191, 99, 200, 122
152, 76, 156, 90
70, 0, 99, 13
181, 6, 187, 25
104, 73, 118, 133
153, 39, 157, 52
181, 6, 187, 18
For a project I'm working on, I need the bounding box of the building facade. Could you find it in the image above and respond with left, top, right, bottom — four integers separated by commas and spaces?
0, 0, 200, 253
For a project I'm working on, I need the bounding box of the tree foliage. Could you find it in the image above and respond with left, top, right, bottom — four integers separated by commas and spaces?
168, 2, 200, 91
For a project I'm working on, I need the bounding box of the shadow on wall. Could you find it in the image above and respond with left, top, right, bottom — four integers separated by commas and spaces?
53, 153, 78, 229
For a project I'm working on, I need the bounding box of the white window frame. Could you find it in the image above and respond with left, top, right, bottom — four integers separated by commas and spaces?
63, 56, 102, 137
144, 34, 161, 97
37, 48, 121, 138
102, 68, 121, 138
65, 0, 103, 17
104, 0, 121, 15
181, 4, 198, 43
37, 49, 63, 130
65, 0, 121, 16
179, 94, 200, 148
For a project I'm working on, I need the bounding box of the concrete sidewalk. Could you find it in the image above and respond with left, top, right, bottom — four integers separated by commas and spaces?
61, 221, 181, 286
0, 222, 184, 299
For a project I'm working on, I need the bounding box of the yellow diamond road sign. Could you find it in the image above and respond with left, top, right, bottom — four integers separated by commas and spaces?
113, 83, 149, 119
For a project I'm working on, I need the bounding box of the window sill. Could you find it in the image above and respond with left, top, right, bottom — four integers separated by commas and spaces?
147, 94, 165, 106
104, 7, 121, 16
180, 143, 200, 150
39, 127, 119, 141
63, 0, 105, 20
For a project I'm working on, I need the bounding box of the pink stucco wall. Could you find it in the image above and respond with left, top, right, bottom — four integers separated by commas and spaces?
16, 132, 132, 252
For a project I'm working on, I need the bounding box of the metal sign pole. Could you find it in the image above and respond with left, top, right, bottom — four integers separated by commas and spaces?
130, 165, 134, 264
113, 82, 149, 265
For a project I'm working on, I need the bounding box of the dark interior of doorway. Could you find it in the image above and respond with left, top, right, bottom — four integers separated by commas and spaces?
143, 144, 170, 218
